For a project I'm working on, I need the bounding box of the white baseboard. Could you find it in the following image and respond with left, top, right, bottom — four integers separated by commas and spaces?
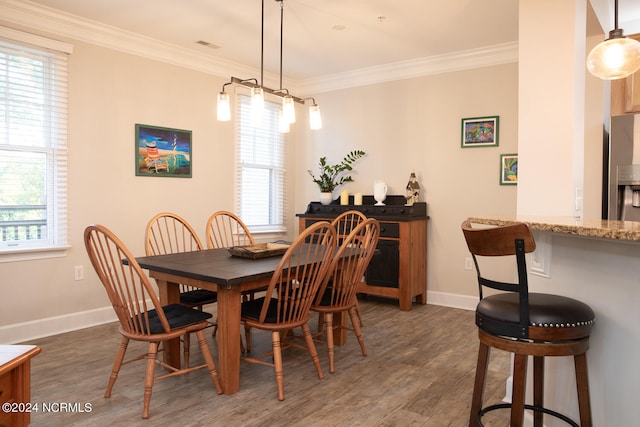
1, 306, 117, 344
2, 292, 476, 344
426, 290, 477, 311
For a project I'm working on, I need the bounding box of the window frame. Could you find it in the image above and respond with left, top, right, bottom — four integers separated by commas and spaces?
0, 29, 72, 261
235, 92, 287, 235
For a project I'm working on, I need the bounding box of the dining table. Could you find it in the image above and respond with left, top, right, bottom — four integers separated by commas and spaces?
135, 246, 347, 395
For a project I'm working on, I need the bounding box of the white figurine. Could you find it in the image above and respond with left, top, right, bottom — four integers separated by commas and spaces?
405, 172, 420, 206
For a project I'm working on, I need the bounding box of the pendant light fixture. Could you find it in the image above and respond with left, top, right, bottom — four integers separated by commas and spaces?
307, 98, 322, 130
216, 0, 322, 130
586, 0, 640, 80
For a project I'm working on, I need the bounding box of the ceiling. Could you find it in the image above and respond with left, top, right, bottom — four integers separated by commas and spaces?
7, 0, 640, 82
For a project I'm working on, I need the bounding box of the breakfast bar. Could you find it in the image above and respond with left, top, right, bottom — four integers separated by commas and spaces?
468, 215, 640, 426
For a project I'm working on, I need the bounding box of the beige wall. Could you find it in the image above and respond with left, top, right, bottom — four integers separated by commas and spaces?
1, 35, 518, 340
0, 40, 297, 335
295, 65, 519, 301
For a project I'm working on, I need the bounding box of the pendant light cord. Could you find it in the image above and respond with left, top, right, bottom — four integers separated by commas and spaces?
260, 0, 264, 87
279, 0, 284, 90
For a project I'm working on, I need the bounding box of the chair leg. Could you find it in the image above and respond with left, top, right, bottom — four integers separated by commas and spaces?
348, 307, 367, 357
142, 342, 159, 419
469, 342, 490, 427
105, 336, 129, 398
574, 352, 593, 427
195, 329, 223, 394
302, 323, 324, 380
212, 321, 218, 337
325, 313, 335, 374
533, 356, 544, 427
510, 353, 528, 427
184, 333, 190, 369
354, 297, 364, 327
244, 324, 252, 353
317, 311, 325, 334
271, 331, 285, 401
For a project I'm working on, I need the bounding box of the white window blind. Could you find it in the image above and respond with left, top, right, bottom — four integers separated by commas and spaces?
235, 94, 286, 233
0, 36, 69, 253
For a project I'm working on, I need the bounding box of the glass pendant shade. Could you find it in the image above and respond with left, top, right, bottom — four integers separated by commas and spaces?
587, 35, 640, 80
309, 104, 322, 130
282, 95, 296, 123
251, 87, 264, 127
216, 92, 231, 121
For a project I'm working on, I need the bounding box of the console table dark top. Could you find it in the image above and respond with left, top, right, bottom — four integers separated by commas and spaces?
297, 195, 427, 221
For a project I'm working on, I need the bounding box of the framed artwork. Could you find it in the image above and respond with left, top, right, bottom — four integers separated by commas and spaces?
500, 153, 518, 185
461, 116, 499, 148
135, 124, 192, 177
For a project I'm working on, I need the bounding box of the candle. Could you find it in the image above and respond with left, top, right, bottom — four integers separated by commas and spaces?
354, 192, 363, 205
340, 190, 349, 205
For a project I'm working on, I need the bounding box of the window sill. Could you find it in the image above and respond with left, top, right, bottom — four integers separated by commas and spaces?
0, 246, 69, 263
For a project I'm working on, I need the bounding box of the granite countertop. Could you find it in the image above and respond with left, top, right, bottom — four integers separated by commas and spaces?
468, 215, 640, 242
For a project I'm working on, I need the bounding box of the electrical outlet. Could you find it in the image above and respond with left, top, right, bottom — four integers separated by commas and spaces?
74, 265, 84, 281
464, 257, 473, 270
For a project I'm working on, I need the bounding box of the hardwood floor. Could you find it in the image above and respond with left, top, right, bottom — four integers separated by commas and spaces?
23, 299, 512, 426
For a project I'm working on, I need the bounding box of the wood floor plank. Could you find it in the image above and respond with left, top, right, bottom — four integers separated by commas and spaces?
23, 299, 512, 426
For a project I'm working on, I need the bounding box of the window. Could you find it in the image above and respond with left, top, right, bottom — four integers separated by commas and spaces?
235, 94, 286, 233
0, 31, 70, 255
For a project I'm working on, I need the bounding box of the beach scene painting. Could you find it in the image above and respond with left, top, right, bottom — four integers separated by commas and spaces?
135, 124, 192, 177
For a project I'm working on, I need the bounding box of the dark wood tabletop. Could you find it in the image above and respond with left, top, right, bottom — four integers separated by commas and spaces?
135, 248, 285, 287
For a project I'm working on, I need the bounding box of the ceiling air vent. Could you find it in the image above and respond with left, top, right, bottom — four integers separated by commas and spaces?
196, 40, 220, 49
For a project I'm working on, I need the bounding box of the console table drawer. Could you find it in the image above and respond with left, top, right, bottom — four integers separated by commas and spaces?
378, 222, 399, 238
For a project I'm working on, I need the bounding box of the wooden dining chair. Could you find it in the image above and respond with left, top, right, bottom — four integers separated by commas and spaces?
145, 212, 216, 311
330, 210, 368, 327
206, 210, 259, 350
145, 212, 219, 357
205, 210, 255, 249
312, 218, 380, 373
240, 221, 337, 400
84, 224, 222, 419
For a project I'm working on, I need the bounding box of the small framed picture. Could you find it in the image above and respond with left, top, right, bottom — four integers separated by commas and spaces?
135, 124, 192, 178
500, 153, 518, 185
461, 116, 499, 148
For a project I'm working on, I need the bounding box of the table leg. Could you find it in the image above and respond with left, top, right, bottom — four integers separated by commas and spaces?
155, 278, 181, 368
216, 286, 242, 394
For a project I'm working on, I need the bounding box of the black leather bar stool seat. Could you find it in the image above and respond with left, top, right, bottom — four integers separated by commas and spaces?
462, 220, 595, 427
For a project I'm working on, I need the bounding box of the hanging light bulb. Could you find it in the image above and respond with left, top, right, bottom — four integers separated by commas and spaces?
251, 86, 264, 127
216, 91, 231, 121
586, 0, 640, 80
309, 103, 322, 130
282, 95, 296, 124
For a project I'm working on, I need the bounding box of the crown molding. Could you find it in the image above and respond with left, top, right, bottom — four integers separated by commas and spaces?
0, 0, 518, 95
294, 42, 519, 95
0, 0, 261, 80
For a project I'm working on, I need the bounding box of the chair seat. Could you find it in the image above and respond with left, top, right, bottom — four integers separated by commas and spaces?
477, 292, 595, 340
241, 297, 279, 323
137, 303, 213, 334
180, 289, 218, 306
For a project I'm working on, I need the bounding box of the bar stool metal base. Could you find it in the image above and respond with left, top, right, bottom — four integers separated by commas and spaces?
476, 402, 579, 427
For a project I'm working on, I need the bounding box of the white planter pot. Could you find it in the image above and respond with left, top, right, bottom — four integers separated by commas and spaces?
320, 192, 333, 205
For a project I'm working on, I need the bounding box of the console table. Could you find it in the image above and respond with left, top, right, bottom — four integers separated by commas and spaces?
297, 195, 427, 310
0, 345, 41, 427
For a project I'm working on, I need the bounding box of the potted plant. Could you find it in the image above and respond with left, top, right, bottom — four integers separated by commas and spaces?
308, 150, 365, 204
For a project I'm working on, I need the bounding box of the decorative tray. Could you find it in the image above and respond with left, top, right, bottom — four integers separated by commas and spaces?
227, 242, 290, 259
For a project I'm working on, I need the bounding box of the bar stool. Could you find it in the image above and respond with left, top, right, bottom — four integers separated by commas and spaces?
461, 220, 595, 427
